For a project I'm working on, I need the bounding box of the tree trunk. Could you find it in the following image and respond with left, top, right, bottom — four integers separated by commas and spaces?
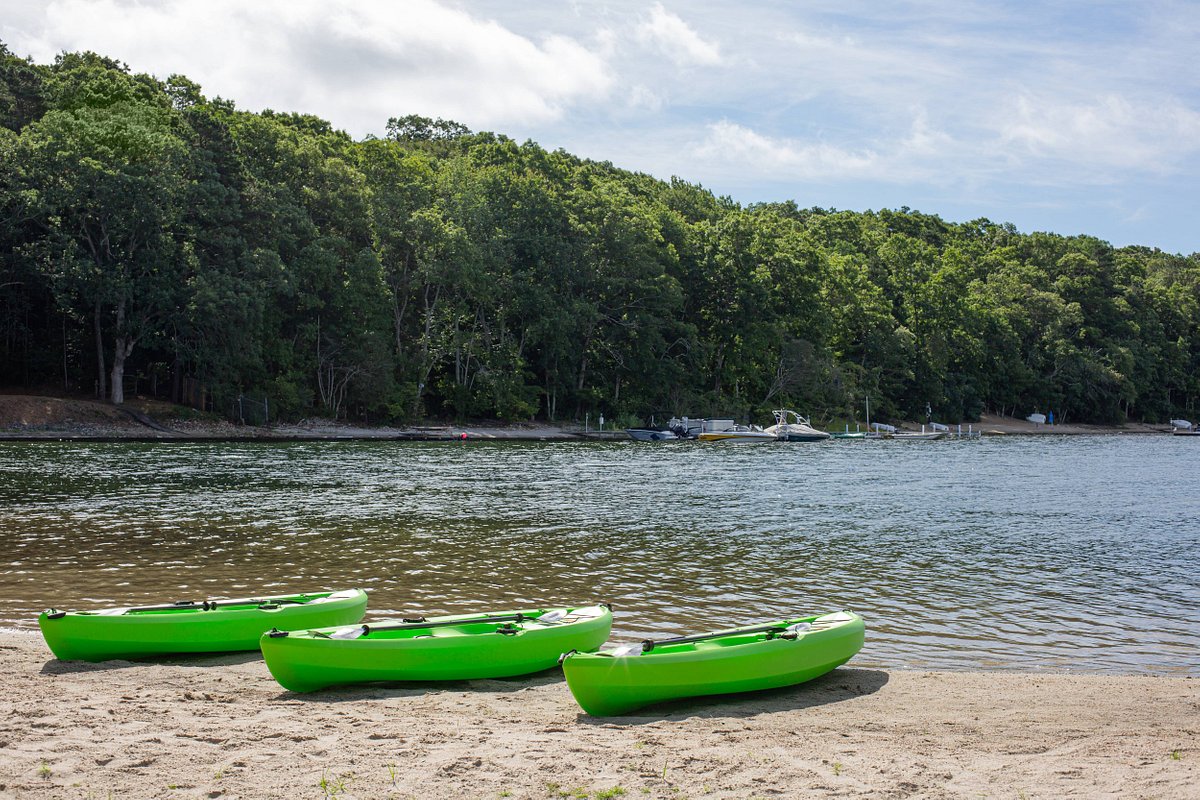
412, 284, 440, 415
94, 302, 107, 400
171, 339, 182, 404
109, 299, 134, 405
110, 338, 127, 405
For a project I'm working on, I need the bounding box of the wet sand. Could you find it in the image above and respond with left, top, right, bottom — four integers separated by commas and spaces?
0, 631, 1195, 799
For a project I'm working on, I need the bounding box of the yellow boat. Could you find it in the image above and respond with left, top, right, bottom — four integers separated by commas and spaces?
697, 426, 777, 443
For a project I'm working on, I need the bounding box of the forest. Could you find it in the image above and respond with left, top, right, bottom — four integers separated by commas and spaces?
3, 44, 1199, 427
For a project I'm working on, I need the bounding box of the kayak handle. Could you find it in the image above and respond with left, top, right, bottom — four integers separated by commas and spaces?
42, 595, 316, 617
641, 623, 790, 652
43, 608, 66, 620
557, 649, 578, 666
363, 612, 526, 635
126, 596, 308, 614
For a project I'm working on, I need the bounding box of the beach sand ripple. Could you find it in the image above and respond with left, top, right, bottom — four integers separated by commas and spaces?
0, 631, 1195, 798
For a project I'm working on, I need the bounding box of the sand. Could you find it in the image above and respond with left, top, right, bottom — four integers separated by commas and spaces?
0, 631, 1194, 799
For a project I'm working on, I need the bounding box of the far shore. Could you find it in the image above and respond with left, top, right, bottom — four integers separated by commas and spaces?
0, 630, 1195, 798
0, 394, 1176, 442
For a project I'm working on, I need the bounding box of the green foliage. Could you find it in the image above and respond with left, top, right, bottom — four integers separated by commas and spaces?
3, 43, 1200, 425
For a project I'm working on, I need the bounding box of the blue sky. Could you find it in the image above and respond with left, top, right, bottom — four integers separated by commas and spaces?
3, 1, 1198, 254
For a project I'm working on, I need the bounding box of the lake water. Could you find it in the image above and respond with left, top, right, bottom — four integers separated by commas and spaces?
0, 436, 1197, 674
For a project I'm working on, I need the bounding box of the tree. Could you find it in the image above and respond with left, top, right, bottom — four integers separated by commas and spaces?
10, 57, 186, 403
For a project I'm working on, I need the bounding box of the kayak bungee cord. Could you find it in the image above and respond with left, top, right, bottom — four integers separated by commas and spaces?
640, 623, 800, 652
269, 612, 529, 639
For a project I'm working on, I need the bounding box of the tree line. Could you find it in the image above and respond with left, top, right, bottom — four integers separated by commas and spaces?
3, 45, 1199, 426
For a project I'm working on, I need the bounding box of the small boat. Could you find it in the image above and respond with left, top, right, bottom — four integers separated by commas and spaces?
697, 425, 776, 443
1171, 419, 1200, 436
260, 604, 612, 692
667, 417, 736, 439
889, 431, 946, 441
561, 610, 864, 716
764, 409, 830, 442
625, 428, 679, 442
38, 589, 368, 662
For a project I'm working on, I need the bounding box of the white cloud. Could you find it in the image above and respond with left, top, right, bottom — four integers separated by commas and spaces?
5, 0, 614, 134
690, 116, 975, 185
635, 3, 722, 67
626, 85, 665, 113
997, 93, 1200, 174
693, 120, 878, 180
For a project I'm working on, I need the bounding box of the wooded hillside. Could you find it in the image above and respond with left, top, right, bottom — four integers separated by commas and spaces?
3, 45, 1198, 425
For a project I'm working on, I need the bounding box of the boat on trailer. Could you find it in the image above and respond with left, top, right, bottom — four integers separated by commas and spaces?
561, 610, 865, 716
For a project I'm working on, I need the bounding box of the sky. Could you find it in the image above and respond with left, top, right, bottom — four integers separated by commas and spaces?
3, 0, 1199, 254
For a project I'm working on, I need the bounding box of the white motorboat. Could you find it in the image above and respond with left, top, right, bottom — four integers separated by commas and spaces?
764, 409, 830, 442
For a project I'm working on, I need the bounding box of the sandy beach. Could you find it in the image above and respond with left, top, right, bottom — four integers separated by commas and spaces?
0, 631, 1194, 799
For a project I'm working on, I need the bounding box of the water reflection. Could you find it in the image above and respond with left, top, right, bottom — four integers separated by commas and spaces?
1, 437, 1198, 674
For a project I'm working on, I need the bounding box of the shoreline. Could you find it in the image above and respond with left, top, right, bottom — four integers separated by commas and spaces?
0, 631, 1194, 798
0, 395, 1176, 442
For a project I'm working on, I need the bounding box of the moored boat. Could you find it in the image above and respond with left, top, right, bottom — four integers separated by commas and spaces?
625, 428, 679, 441
764, 409, 830, 442
697, 425, 776, 443
561, 610, 865, 716
38, 589, 368, 662
260, 603, 612, 692
1171, 419, 1200, 436
889, 431, 946, 441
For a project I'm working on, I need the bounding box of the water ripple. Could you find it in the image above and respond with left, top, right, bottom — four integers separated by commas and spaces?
0, 436, 1198, 673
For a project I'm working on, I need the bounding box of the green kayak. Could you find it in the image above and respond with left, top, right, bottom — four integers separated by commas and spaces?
561, 610, 865, 716
38, 589, 368, 662
260, 603, 612, 692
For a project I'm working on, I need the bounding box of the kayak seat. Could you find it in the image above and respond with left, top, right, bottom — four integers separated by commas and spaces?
309, 590, 361, 605
608, 643, 642, 658
329, 626, 367, 640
